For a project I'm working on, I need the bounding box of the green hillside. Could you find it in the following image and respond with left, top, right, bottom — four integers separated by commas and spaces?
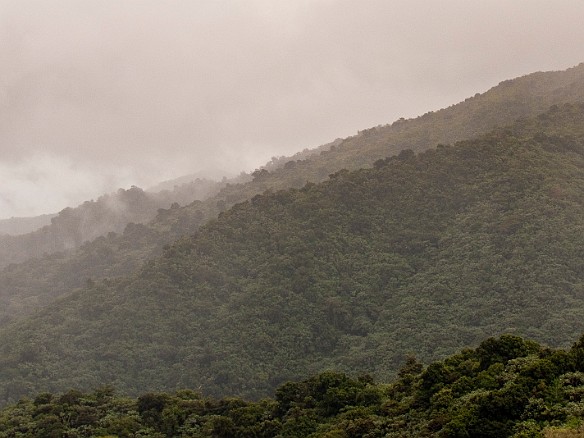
0, 103, 582, 405
2, 64, 584, 328
2, 334, 584, 437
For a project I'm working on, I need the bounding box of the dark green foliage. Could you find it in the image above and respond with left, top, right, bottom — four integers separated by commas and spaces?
476, 335, 541, 370
4, 335, 584, 436
0, 103, 582, 406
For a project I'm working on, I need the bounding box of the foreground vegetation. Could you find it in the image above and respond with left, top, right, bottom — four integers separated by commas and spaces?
4, 334, 584, 437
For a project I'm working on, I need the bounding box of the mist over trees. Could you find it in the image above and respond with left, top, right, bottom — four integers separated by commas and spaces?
0, 178, 225, 269
0, 63, 584, 437
0, 214, 56, 236
0, 102, 582, 408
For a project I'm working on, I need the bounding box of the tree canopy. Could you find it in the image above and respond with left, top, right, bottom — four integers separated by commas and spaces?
3, 334, 584, 437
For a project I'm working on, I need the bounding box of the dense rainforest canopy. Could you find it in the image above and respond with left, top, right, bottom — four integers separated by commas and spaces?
0, 103, 582, 406
2, 334, 584, 437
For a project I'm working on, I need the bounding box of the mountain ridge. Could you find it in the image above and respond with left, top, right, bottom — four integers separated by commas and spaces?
0, 213, 57, 236
2, 63, 584, 328
0, 178, 225, 269
0, 102, 581, 404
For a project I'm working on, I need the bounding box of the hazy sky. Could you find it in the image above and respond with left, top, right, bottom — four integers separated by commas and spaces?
2, 0, 584, 218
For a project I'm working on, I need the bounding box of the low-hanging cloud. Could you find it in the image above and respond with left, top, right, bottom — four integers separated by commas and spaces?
0, 153, 136, 217
2, 0, 584, 218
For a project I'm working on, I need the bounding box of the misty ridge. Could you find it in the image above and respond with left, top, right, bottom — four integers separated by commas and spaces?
0, 178, 225, 268
0, 134, 341, 269
0, 63, 583, 320
0, 213, 57, 236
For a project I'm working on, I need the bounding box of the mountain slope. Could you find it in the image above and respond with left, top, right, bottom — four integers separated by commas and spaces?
0, 213, 57, 236
0, 179, 224, 269
0, 103, 582, 404
2, 64, 584, 328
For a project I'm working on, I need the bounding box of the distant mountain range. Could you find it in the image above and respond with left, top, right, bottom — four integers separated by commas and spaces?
0, 63, 583, 408
0, 213, 57, 236
0, 178, 225, 268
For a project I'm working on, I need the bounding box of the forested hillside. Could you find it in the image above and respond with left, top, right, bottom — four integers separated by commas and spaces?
0, 178, 224, 269
2, 335, 584, 437
0, 103, 582, 405
2, 64, 584, 328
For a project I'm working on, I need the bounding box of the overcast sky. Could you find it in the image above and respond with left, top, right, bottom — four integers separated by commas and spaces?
1, 0, 584, 218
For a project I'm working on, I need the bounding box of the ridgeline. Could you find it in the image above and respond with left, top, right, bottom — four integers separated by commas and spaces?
0, 103, 582, 405
2, 64, 584, 327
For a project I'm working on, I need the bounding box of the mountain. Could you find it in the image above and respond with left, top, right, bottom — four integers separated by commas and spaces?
0, 213, 57, 236
2, 64, 584, 328
0, 102, 582, 404
0, 179, 225, 269
147, 170, 233, 193
1, 333, 584, 437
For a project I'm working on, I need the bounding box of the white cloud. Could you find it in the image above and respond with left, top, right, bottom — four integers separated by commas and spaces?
0, 154, 137, 217
1, 0, 584, 217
